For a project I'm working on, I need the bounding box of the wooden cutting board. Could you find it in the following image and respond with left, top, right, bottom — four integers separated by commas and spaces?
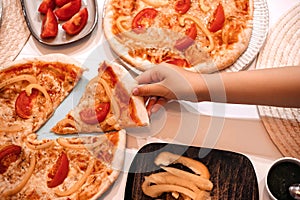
125, 143, 259, 200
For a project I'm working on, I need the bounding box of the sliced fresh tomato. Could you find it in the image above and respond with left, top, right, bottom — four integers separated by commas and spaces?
0, 145, 22, 174
174, 0, 191, 14
79, 103, 110, 124
15, 89, 39, 119
208, 3, 225, 32
174, 23, 197, 51
38, 0, 56, 14
40, 9, 58, 39
55, 0, 71, 7
132, 8, 158, 34
54, 0, 81, 21
165, 57, 191, 68
62, 8, 88, 35
47, 152, 69, 188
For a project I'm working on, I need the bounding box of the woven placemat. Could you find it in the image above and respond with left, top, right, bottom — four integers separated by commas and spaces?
0, 0, 30, 68
256, 3, 300, 159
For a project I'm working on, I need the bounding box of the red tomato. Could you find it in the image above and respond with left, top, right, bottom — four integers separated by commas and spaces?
38, 0, 56, 14
79, 103, 110, 124
209, 4, 225, 32
0, 145, 22, 174
174, 23, 197, 51
62, 8, 88, 35
15, 90, 39, 119
55, 0, 71, 7
47, 152, 69, 188
40, 9, 58, 39
165, 57, 191, 68
132, 8, 158, 33
54, 0, 81, 21
174, 0, 191, 14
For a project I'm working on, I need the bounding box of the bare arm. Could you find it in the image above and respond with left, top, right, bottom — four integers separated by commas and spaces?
199, 66, 300, 107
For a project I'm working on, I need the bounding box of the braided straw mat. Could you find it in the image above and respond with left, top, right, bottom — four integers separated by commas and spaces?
256, 3, 300, 159
0, 0, 30, 68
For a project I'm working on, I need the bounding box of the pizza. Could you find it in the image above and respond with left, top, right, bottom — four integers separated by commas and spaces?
51, 60, 149, 134
103, 0, 254, 73
0, 54, 84, 134
0, 55, 131, 199
0, 129, 126, 199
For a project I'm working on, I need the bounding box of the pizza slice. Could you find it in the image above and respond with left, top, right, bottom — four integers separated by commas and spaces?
0, 54, 84, 134
0, 129, 126, 199
51, 61, 149, 134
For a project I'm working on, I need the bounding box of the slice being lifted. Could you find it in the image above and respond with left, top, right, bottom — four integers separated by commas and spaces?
0, 54, 84, 134
52, 61, 149, 134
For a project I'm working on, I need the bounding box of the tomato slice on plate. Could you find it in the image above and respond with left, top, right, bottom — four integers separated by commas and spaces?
132, 8, 158, 34
54, 0, 81, 21
40, 9, 58, 39
15, 89, 39, 119
79, 102, 110, 124
0, 145, 22, 174
38, 0, 56, 14
209, 3, 225, 32
175, 0, 191, 14
174, 23, 197, 51
55, 0, 71, 7
47, 152, 69, 188
62, 8, 88, 35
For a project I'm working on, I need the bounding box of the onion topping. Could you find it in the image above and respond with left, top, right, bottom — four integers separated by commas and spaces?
99, 78, 121, 121
55, 159, 95, 196
0, 74, 38, 90
24, 83, 53, 110
179, 14, 214, 52
140, 0, 168, 7
2, 154, 36, 196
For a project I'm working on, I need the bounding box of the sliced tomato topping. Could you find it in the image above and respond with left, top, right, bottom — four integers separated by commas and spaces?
54, 0, 81, 21
209, 3, 225, 32
165, 57, 191, 68
62, 8, 88, 35
79, 103, 110, 124
55, 0, 71, 7
132, 8, 158, 34
47, 152, 69, 188
15, 89, 39, 119
40, 9, 58, 39
174, 23, 197, 51
38, 0, 56, 14
174, 0, 191, 14
0, 145, 22, 174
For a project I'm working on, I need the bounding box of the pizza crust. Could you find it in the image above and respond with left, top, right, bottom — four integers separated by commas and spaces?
2, 53, 84, 71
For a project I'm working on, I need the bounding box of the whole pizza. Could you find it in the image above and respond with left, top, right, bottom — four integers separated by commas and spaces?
103, 0, 254, 73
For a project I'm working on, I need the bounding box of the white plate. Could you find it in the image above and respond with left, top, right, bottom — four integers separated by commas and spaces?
21, 0, 98, 46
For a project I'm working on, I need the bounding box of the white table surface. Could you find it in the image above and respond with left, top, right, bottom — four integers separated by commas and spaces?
16, 0, 299, 199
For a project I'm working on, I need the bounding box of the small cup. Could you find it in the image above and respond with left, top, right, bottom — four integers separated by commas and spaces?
265, 157, 300, 200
